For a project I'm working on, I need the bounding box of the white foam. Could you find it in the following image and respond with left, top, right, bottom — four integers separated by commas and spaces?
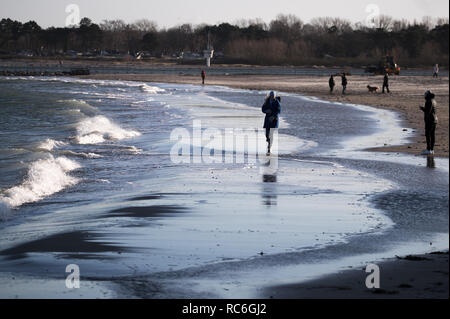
0, 156, 81, 208
140, 84, 166, 94
37, 139, 67, 151
59, 99, 99, 116
59, 150, 103, 159
75, 115, 141, 145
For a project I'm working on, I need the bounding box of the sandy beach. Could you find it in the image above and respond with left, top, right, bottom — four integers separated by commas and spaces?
262, 251, 449, 299
77, 72, 449, 158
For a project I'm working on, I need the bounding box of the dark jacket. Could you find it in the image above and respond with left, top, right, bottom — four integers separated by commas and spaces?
420, 96, 438, 125
341, 75, 347, 86
329, 76, 335, 88
383, 74, 389, 85
262, 97, 281, 129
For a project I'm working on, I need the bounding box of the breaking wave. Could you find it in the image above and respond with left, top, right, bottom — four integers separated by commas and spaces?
75, 115, 141, 145
140, 84, 166, 94
37, 138, 68, 151
0, 155, 81, 209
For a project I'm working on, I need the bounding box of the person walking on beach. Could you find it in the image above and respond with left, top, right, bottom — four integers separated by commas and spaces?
420, 90, 438, 155
433, 64, 439, 78
341, 74, 347, 94
262, 91, 281, 155
382, 73, 390, 93
201, 69, 206, 85
329, 75, 335, 94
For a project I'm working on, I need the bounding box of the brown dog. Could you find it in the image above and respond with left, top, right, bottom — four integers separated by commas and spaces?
367, 85, 379, 93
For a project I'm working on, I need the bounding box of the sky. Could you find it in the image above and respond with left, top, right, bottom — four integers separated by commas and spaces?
1, 0, 449, 28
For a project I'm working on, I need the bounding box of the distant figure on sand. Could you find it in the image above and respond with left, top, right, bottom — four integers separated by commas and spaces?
341, 74, 347, 94
262, 91, 281, 155
420, 90, 438, 155
382, 73, 390, 93
433, 64, 439, 78
329, 75, 335, 93
201, 70, 206, 85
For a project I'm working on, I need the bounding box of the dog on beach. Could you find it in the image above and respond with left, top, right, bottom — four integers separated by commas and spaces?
367, 85, 379, 93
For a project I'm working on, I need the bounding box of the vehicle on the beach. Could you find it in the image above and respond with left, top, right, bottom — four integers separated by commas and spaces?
365, 55, 401, 75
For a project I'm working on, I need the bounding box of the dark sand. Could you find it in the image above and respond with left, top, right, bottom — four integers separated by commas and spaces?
262, 252, 448, 299
0, 231, 125, 261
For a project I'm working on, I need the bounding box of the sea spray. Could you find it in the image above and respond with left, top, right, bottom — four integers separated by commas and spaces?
75, 115, 141, 145
37, 138, 68, 151
139, 84, 166, 94
0, 155, 81, 208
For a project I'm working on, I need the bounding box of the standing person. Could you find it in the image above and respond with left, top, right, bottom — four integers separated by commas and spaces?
201, 69, 206, 85
341, 74, 347, 95
382, 73, 390, 93
262, 91, 281, 155
433, 64, 439, 78
420, 90, 438, 155
329, 75, 335, 94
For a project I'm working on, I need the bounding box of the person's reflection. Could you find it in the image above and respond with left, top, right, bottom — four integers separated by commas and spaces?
426, 155, 435, 168
261, 159, 278, 206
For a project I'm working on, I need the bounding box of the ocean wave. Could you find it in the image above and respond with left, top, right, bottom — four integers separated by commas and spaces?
37, 138, 68, 151
117, 145, 143, 154
58, 150, 103, 159
75, 115, 141, 145
58, 99, 99, 116
140, 84, 166, 94
0, 155, 81, 209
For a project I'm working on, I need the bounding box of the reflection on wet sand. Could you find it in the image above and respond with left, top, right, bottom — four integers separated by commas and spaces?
261, 158, 278, 206
427, 156, 436, 168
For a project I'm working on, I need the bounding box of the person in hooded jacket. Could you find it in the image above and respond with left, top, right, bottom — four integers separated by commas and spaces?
341, 74, 347, 94
382, 73, 390, 93
420, 90, 438, 155
201, 70, 206, 85
262, 91, 281, 155
329, 75, 335, 94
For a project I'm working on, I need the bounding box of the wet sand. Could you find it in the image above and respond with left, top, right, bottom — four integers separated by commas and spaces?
262, 251, 449, 299
78, 73, 449, 158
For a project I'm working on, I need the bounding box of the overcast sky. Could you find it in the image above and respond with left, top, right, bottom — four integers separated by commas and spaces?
2, 0, 449, 28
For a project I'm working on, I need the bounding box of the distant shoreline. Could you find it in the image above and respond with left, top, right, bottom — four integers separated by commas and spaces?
0, 57, 447, 73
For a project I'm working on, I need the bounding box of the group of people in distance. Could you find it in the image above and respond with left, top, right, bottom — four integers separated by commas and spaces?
328, 73, 390, 95
328, 74, 347, 94
200, 69, 439, 157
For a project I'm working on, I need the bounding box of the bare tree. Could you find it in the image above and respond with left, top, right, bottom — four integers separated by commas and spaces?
100, 19, 127, 32
132, 19, 158, 33
371, 15, 394, 31
270, 14, 303, 41
392, 19, 409, 32
436, 17, 449, 26
421, 16, 435, 30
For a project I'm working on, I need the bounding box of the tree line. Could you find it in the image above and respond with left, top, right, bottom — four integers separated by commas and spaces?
0, 14, 448, 67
